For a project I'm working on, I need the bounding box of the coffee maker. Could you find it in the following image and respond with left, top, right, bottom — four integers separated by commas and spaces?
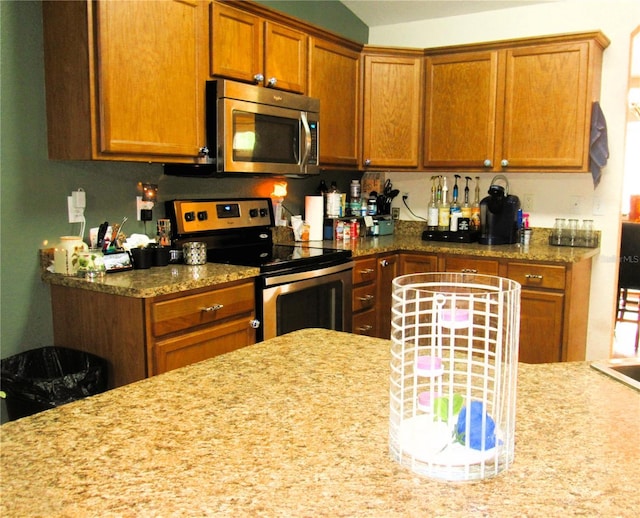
479, 175, 521, 245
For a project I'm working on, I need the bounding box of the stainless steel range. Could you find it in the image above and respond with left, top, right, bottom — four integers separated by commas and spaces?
165, 198, 353, 341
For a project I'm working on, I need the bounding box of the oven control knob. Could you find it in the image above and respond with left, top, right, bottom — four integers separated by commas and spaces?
249, 208, 259, 218
249, 319, 261, 329
184, 211, 195, 222
260, 208, 268, 217
197, 211, 208, 221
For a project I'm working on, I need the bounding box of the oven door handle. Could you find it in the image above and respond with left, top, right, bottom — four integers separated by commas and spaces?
262, 261, 354, 288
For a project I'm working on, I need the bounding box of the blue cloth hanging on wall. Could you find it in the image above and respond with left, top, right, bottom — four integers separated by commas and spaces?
589, 101, 609, 188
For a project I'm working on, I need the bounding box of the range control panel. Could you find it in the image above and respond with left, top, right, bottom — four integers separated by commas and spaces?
168, 198, 274, 235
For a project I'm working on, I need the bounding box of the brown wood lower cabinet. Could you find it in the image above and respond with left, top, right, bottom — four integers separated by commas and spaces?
50, 279, 257, 388
352, 251, 592, 363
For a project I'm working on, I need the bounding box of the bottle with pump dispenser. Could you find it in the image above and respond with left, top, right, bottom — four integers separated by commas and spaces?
461, 176, 472, 220
427, 176, 439, 230
449, 174, 461, 231
438, 176, 450, 231
470, 176, 481, 231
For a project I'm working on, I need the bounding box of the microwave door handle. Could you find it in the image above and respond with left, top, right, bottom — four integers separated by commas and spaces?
300, 112, 311, 172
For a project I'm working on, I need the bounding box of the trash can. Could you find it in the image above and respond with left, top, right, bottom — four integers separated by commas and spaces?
1, 346, 108, 421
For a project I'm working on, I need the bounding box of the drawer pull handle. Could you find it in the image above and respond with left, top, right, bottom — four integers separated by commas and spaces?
201, 304, 224, 312
357, 324, 373, 332
525, 274, 543, 280
358, 294, 375, 303
360, 268, 375, 275
461, 268, 477, 273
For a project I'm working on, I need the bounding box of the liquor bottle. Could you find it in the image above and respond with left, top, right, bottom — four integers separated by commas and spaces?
461, 176, 472, 220
470, 176, 481, 231
438, 176, 450, 231
427, 176, 439, 230
449, 174, 462, 231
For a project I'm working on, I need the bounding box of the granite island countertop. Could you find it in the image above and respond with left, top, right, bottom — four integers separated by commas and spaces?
2, 329, 638, 517
42, 224, 598, 298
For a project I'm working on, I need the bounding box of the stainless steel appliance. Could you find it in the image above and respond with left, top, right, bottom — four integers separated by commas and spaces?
165, 198, 352, 341
164, 80, 319, 176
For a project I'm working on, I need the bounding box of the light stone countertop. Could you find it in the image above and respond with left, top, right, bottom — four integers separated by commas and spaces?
41, 224, 598, 298
2, 329, 638, 517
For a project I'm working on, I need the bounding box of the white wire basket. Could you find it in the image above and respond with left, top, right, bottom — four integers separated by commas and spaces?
389, 272, 521, 481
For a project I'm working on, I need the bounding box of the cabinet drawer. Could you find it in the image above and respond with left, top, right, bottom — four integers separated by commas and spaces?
507, 262, 566, 290
353, 284, 376, 312
151, 282, 255, 337
352, 257, 377, 285
444, 256, 499, 275
353, 308, 377, 336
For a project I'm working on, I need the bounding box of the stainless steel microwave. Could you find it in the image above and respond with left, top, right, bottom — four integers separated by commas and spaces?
165, 80, 319, 176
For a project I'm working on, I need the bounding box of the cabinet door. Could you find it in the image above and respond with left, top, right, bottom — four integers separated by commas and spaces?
308, 37, 361, 167
95, 0, 204, 158
362, 53, 422, 168
519, 289, 564, 363
501, 42, 590, 170
424, 51, 499, 169
153, 318, 256, 375
264, 21, 307, 93
377, 254, 399, 339
399, 253, 437, 275
210, 1, 263, 84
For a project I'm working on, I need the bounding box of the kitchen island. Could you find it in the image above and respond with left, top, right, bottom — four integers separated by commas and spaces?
2, 329, 638, 517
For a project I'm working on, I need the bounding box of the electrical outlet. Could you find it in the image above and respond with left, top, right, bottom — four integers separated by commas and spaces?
137, 196, 154, 221
67, 196, 84, 223
593, 196, 604, 216
523, 193, 534, 211
392, 207, 400, 220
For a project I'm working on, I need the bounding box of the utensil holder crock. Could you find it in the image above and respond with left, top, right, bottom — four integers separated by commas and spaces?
182, 242, 207, 265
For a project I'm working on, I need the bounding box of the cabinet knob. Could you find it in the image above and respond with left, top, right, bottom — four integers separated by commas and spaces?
380, 259, 389, 267
253, 73, 264, 84
364, 159, 371, 166
483, 159, 492, 167
267, 77, 277, 87
249, 319, 261, 329
201, 304, 224, 312
501, 159, 509, 167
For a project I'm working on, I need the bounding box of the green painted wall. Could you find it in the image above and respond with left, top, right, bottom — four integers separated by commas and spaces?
0, 0, 367, 373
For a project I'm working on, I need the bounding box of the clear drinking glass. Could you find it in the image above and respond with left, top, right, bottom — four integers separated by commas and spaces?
568, 218, 579, 246
582, 219, 594, 246
553, 218, 566, 245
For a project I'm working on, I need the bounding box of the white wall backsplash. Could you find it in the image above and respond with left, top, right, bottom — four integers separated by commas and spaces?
371, 0, 640, 360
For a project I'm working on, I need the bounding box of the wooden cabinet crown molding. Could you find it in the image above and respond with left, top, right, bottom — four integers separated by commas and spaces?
422, 30, 610, 57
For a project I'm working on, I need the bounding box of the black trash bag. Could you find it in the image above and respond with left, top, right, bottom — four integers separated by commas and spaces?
1, 346, 108, 421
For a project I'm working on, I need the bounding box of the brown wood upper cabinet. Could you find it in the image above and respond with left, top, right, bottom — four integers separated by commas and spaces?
361, 47, 424, 169
423, 32, 609, 172
43, 0, 207, 162
211, 1, 307, 93
308, 37, 362, 168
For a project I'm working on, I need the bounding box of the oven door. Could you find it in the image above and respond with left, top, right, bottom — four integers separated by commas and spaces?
259, 261, 353, 341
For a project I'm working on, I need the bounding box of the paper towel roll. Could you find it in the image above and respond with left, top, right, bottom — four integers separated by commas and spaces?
305, 196, 324, 241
